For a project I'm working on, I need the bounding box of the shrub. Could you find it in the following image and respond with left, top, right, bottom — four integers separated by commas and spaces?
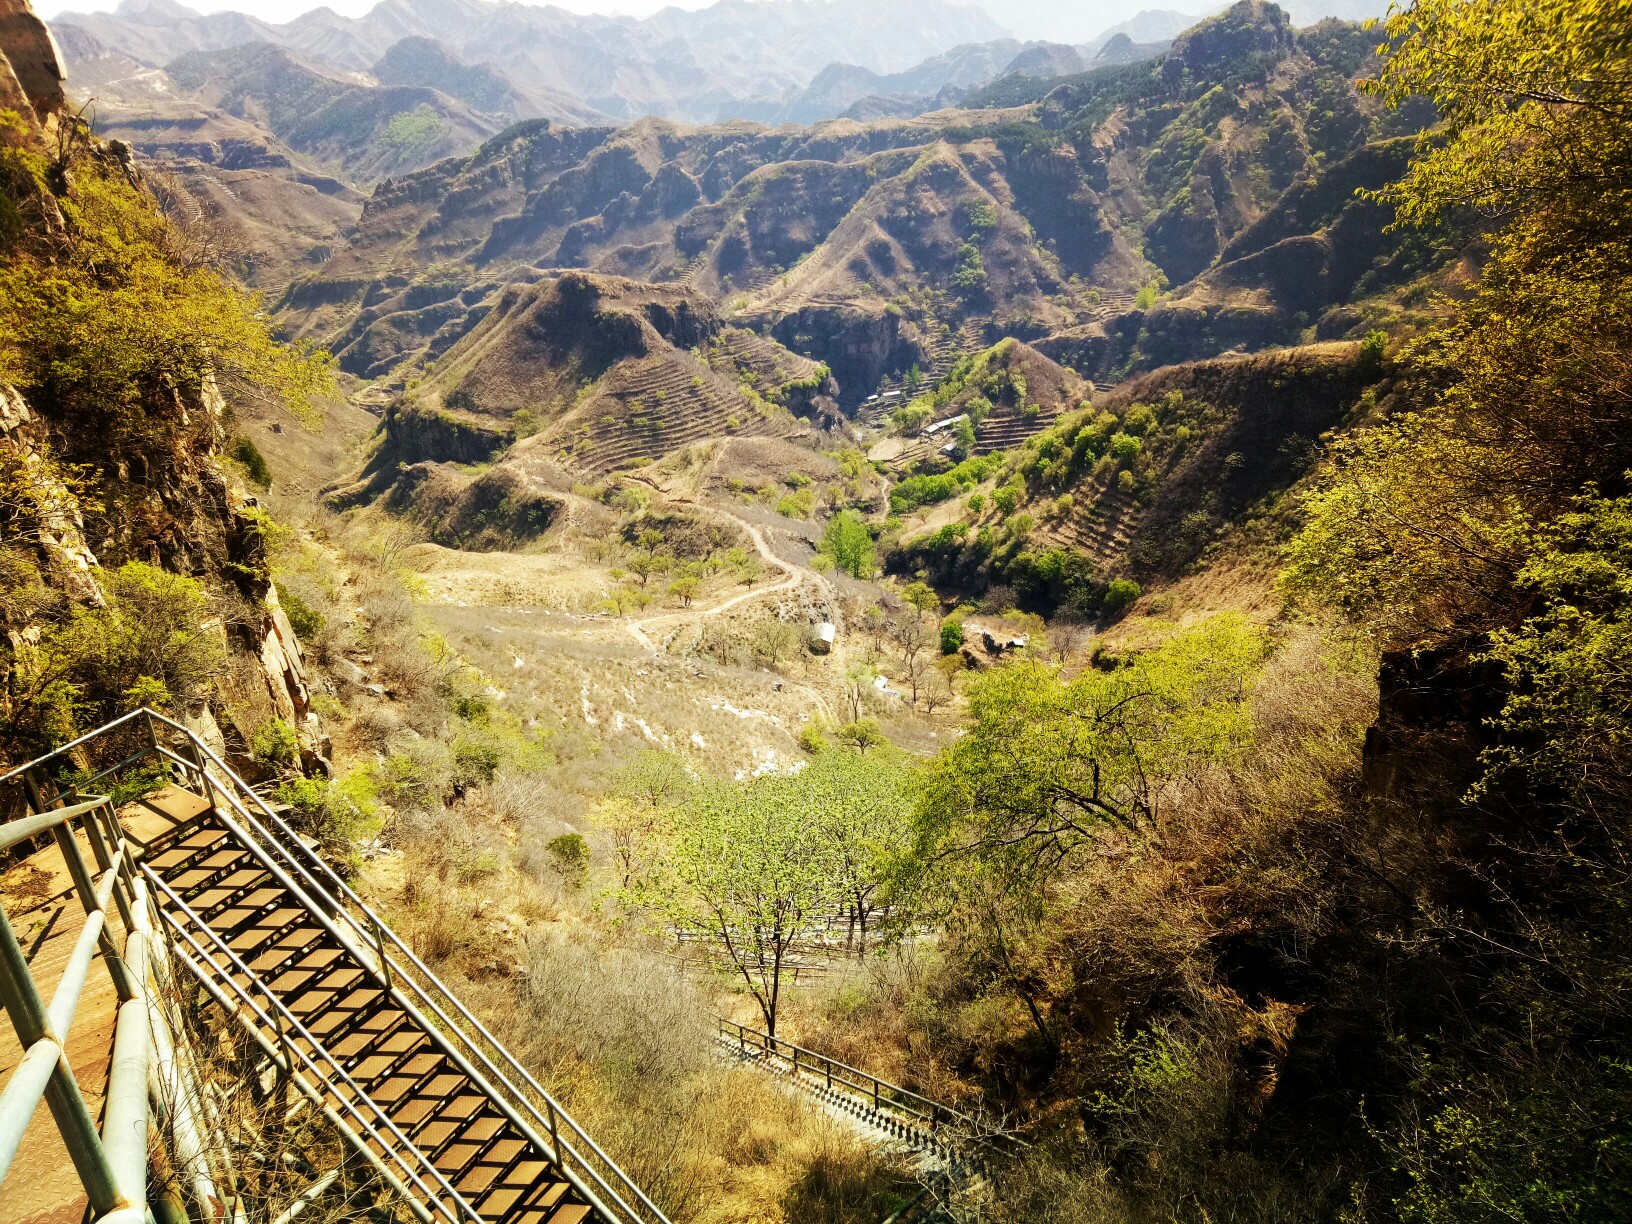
1104, 578, 1142, 613
278, 585, 324, 640
1358, 327, 1389, 378
941, 619, 965, 655
1110, 432, 1142, 462
776, 487, 816, 519
13, 562, 225, 746
252, 718, 300, 766
229, 436, 271, 488
546, 833, 590, 888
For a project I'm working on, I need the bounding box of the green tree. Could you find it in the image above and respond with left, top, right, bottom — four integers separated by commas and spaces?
820, 510, 876, 578
915, 615, 1268, 870
667, 576, 701, 607
835, 718, 886, 753
649, 771, 843, 1036
0, 134, 333, 429
802, 746, 919, 952
901, 581, 940, 617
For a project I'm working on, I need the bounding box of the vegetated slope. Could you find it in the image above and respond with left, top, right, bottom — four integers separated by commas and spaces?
277, 2, 1440, 407
891, 340, 1381, 613
330, 272, 837, 539
0, 21, 327, 764
158, 42, 505, 183
877, 338, 1088, 474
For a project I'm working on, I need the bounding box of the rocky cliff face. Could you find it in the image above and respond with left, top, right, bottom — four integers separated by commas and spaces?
0, 0, 320, 767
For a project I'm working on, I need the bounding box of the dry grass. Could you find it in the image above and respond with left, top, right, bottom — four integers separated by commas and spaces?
365, 789, 917, 1224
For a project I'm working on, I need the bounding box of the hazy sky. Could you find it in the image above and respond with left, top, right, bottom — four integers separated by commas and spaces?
34, 0, 1183, 40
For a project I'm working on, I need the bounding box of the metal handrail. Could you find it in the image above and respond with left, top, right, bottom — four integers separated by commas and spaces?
0, 789, 151, 1222
145, 867, 478, 1224
5, 709, 671, 1224
719, 1017, 1029, 1157
135, 709, 671, 1224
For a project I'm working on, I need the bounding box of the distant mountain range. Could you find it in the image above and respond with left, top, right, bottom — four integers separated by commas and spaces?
51, 0, 1010, 125
52, 0, 1397, 207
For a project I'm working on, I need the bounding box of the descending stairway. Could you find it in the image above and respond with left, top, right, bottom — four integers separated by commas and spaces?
144, 816, 592, 1224
0, 709, 668, 1224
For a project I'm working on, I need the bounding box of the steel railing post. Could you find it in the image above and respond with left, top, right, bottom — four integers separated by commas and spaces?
20, 777, 137, 1000
0, 900, 128, 1213
369, 915, 393, 990
102, 888, 151, 1206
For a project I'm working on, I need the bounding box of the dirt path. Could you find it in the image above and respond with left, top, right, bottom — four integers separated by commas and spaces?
624, 510, 812, 650
621, 506, 837, 724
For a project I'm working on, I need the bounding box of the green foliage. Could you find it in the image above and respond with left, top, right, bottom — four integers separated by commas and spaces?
642, 771, 841, 1034
775, 487, 816, 519
546, 833, 590, 889
892, 399, 933, 435
965, 199, 999, 235
229, 436, 272, 488
901, 581, 940, 616
1367, 0, 1632, 230
1358, 327, 1390, 378
1480, 491, 1632, 807
820, 510, 875, 578
1110, 432, 1142, 463
890, 452, 1004, 513
5, 562, 223, 748
940, 619, 965, 655
252, 718, 300, 766
644, 744, 919, 1031
914, 615, 1268, 869
951, 242, 988, 291
278, 585, 325, 640
835, 718, 886, 752
1103, 578, 1142, 614
276, 767, 381, 852
0, 140, 334, 429
381, 104, 445, 150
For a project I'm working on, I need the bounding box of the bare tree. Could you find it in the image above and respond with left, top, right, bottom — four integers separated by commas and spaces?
752, 617, 800, 666
1047, 617, 1092, 666
893, 614, 930, 678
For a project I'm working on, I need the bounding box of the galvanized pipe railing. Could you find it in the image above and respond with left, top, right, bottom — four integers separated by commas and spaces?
0, 789, 152, 1222
2, 709, 672, 1224
132, 709, 671, 1224
718, 1016, 1029, 1160
144, 867, 478, 1224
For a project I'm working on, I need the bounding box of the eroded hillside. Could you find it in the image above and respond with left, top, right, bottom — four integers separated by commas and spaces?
264, 1, 1436, 418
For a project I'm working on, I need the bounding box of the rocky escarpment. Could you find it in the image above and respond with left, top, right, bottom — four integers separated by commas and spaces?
0, 3, 321, 766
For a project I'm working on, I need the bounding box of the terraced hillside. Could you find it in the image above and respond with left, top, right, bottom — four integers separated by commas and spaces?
334, 271, 834, 528
545, 351, 811, 478
892, 342, 1382, 602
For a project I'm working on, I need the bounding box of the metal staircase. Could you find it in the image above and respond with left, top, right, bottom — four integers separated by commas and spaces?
0, 709, 670, 1224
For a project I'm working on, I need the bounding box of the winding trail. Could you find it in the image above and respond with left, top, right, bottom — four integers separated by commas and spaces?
620, 504, 836, 724
623, 510, 812, 650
